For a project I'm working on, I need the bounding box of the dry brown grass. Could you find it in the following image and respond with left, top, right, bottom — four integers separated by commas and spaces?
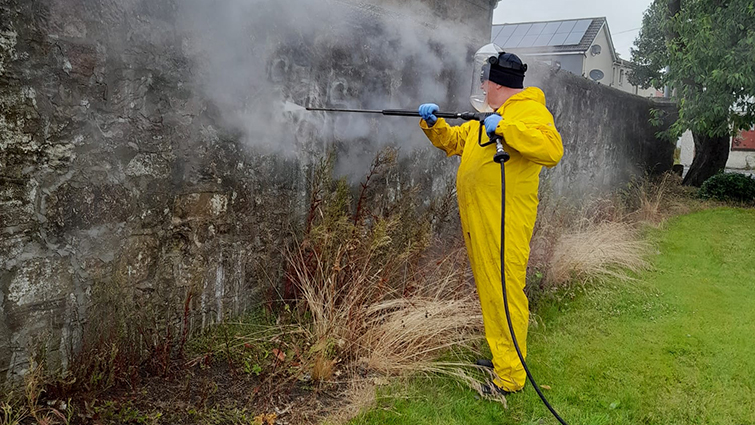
548, 222, 651, 286
271, 149, 495, 422
0, 357, 74, 425
532, 172, 702, 291
287, 240, 484, 377
626, 173, 692, 225
321, 379, 378, 425
357, 295, 482, 373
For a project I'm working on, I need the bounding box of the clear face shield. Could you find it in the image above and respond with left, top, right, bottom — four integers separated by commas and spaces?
470, 43, 504, 113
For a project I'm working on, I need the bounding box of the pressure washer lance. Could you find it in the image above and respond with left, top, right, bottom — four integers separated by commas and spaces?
304, 107, 499, 149
305, 106, 480, 121
305, 104, 570, 424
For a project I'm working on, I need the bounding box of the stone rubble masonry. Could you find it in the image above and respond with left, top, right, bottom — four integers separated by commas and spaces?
0, 0, 671, 382
528, 65, 676, 198
0, 0, 483, 383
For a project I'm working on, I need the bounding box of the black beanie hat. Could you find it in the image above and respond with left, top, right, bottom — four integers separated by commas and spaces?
484, 52, 527, 89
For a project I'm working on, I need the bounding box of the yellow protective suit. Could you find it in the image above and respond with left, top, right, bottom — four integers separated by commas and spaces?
420, 87, 563, 391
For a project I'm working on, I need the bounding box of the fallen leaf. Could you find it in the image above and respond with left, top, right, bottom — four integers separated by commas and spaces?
272, 348, 286, 362
253, 412, 277, 424
539, 384, 552, 390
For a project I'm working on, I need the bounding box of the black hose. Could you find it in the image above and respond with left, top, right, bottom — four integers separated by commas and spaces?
499, 161, 570, 425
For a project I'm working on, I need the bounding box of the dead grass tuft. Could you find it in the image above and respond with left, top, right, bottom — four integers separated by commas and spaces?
287, 233, 484, 380
548, 222, 651, 286
312, 354, 336, 382
321, 379, 377, 425
625, 172, 689, 225
358, 296, 482, 373
532, 172, 700, 292
274, 148, 489, 421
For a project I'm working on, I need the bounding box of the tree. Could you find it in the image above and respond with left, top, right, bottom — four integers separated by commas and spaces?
630, 0, 755, 186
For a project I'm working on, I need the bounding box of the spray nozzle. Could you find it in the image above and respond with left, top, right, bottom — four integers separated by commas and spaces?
493, 137, 510, 164
283, 101, 306, 113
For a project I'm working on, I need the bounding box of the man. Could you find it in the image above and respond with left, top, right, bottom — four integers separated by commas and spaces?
418, 51, 563, 394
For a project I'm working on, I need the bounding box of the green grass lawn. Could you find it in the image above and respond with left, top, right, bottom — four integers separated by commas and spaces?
350, 208, 755, 425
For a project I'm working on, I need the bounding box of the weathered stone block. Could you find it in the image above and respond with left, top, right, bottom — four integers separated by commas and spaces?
2, 256, 77, 378
113, 235, 160, 288
172, 192, 229, 223
45, 182, 134, 232
0, 177, 38, 229
4, 257, 74, 312
63, 42, 97, 77
125, 153, 171, 179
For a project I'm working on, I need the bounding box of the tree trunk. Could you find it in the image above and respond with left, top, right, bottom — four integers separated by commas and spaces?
682, 132, 730, 186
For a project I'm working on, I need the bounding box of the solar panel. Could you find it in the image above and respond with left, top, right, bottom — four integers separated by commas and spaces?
527, 22, 548, 36
572, 19, 593, 34
497, 25, 516, 38
492, 26, 513, 45
534, 33, 554, 46
513, 24, 531, 36
492, 18, 597, 48
492, 33, 509, 46
556, 20, 577, 34
563, 31, 584, 45
562, 19, 593, 46
518, 35, 539, 48
547, 32, 568, 46
542, 22, 561, 35
503, 35, 524, 48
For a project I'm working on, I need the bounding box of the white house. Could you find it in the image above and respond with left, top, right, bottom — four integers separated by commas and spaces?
491, 17, 657, 97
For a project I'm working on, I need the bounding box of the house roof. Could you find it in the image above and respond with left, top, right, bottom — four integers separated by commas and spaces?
491, 17, 608, 55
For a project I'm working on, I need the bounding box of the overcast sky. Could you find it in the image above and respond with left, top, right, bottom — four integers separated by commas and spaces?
493, 0, 654, 59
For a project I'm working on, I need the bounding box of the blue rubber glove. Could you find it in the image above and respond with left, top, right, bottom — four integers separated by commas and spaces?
483, 113, 502, 138
418, 103, 439, 126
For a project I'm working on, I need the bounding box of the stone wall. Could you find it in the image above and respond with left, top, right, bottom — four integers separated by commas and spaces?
529, 64, 676, 199
0, 0, 490, 382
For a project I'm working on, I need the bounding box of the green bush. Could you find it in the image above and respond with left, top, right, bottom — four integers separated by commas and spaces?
698, 172, 755, 203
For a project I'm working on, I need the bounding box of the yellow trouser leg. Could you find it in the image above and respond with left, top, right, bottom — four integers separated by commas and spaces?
475, 258, 529, 392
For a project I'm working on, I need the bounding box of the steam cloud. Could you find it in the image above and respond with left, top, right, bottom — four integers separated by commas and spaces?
176, 0, 478, 177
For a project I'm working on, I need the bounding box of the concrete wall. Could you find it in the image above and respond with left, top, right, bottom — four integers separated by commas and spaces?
728, 151, 755, 170
1, 0, 671, 381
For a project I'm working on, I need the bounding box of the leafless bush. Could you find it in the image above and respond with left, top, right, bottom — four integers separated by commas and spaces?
277, 148, 489, 419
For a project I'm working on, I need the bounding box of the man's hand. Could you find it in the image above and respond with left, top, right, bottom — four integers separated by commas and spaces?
483, 114, 502, 138
418, 103, 439, 126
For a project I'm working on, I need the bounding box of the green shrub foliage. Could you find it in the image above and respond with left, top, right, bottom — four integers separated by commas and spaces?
699, 173, 755, 203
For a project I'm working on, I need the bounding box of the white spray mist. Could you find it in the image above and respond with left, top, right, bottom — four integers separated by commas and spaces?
177, 0, 481, 177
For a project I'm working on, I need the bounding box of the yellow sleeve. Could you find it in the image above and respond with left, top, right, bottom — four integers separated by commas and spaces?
420, 118, 473, 157
497, 103, 563, 168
